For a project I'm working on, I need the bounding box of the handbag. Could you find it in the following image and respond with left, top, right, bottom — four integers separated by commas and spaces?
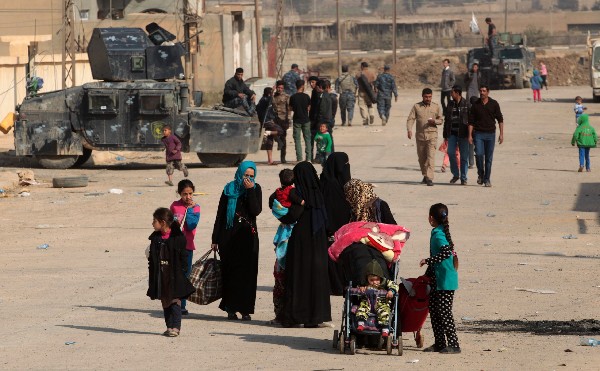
188, 248, 222, 305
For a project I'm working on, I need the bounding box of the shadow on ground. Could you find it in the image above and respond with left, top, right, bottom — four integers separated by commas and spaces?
58, 324, 159, 335
459, 319, 600, 335
573, 183, 600, 234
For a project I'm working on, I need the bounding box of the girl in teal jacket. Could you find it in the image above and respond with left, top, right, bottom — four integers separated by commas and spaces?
420, 203, 460, 353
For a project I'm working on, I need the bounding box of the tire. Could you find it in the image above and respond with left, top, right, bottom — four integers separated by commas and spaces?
338, 333, 345, 354
349, 335, 356, 355
386, 336, 392, 355
196, 153, 246, 167
37, 155, 79, 169
333, 330, 339, 349
73, 148, 93, 167
52, 176, 89, 188
415, 331, 424, 348
397, 335, 403, 356
515, 72, 524, 89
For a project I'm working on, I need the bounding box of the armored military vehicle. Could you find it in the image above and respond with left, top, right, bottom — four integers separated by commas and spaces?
14, 24, 261, 169
466, 33, 535, 90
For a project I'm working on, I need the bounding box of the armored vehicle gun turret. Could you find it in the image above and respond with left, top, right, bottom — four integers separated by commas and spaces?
14, 24, 261, 169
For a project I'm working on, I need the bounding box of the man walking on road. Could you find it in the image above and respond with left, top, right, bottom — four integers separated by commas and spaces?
440, 59, 455, 112
374, 65, 398, 126
282, 64, 302, 96
335, 65, 358, 126
356, 62, 376, 126
407, 88, 443, 186
468, 85, 504, 187
290, 79, 312, 162
443, 86, 470, 185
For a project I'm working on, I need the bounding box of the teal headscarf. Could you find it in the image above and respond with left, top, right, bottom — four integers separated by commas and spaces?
223, 160, 257, 229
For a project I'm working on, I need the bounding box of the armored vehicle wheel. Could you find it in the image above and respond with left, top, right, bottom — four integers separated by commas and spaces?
73, 148, 93, 167
196, 153, 246, 167
332, 330, 339, 349
338, 333, 345, 354
349, 335, 356, 355
515, 72, 524, 89
37, 155, 79, 169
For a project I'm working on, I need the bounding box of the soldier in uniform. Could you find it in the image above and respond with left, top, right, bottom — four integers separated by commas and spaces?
272, 80, 291, 164
335, 65, 358, 126
374, 65, 398, 126
282, 63, 302, 96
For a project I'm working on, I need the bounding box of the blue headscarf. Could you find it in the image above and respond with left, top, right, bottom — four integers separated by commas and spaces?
223, 160, 257, 229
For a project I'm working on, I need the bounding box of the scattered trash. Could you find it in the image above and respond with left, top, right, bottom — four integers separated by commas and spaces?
19, 192, 31, 197
36, 224, 65, 229
461, 317, 476, 322
406, 359, 419, 364
515, 287, 556, 294
116, 156, 125, 161
65, 341, 76, 345
498, 347, 507, 352
104, 250, 110, 253
537, 136, 545, 140
531, 153, 538, 156
594, 286, 600, 288
483, 243, 492, 247
370, 129, 382, 133
486, 212, 496, 217
109, 188, 123, 194
534, 268, 544, 271
580, 337, 599, 346
136, 192, 143, 195
518, 262, 529, 265
37, 243, 49, 250
559, 364, 567, 367
541, 200, 550, 205
470, 280, 481, 284
562, 234, 578, 239
0, 189, 6, 198
17, 169, 39, 186
144, 177, 153, 180
84, 192, 104, 197
483, 349, 492, 352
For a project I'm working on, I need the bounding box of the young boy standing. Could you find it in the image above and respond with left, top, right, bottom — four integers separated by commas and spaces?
162, 125, 189, 186
571, 114, 597, 172
314, 123, 332, 165
574, 96, 587, 125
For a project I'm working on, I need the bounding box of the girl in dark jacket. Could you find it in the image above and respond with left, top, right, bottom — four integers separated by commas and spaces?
147, 208, 195, 337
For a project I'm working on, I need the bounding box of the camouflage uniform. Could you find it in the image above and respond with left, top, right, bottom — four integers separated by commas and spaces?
335, 73, 358, 126
374, 72, 398, 126
272, 92, 291, 163
282, 70, 302, 96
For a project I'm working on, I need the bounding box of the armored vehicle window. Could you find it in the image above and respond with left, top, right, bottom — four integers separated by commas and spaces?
593, 47, 600, 70
139, 93, 174, 115
499, 49, 524, 59
88, 93, 118, 115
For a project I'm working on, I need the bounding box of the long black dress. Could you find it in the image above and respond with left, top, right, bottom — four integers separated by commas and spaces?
212, 185, 262, 315
320, 152, 352, 295
283, 162, 331, 326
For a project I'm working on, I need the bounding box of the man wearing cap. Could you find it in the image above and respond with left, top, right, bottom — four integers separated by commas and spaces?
222, 67, 256, 115
356, 62, 376, 125
282, 64, 302, 96
374, 65, 398, 126
335, 65, 358, 126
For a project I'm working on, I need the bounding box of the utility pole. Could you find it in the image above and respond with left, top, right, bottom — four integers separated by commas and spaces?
504, 0, 508, 33
275, 0, 284, 78
254, 0, 263, 78
183, 0, 201, 93
393, 0, 397, 64
62, 0, 76, 89
336, 0, 341, 76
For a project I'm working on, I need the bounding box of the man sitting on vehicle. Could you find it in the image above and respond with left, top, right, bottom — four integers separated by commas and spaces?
223, 67, 256, 115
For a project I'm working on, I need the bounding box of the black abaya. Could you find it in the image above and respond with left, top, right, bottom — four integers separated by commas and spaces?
212, 186, 262, 315
283, 162, 331, 325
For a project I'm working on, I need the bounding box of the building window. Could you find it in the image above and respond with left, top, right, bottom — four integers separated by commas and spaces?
79, 9, 89, 21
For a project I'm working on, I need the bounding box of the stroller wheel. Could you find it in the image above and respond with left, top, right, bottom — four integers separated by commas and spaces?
378, 335, 385, 350
386, 336, 392, 355
397, 335, 403, 356
338, 333, 345, 354
349, 335, 357, 355
333, 330, 339, 349
415, 331, 424, 348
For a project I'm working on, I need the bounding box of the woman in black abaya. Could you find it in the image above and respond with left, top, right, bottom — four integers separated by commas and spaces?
283, 162, 331, 327
320, 152, 352, 295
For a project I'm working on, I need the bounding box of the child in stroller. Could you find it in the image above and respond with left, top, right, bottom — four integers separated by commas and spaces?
355, 259, 399, 337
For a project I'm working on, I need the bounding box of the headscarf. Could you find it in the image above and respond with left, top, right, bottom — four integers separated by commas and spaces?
320, 152, 352, 234
344, 178, 379, 222
223, 160, 257, 229
577, 113, 589, 126
293, 161, 327, 234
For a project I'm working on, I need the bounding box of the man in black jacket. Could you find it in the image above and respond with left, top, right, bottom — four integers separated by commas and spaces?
222, 67, 256, 115
443, 86, 470, 185
308, 76, 321, 161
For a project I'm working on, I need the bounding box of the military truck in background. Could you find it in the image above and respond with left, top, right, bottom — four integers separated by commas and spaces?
466, 33, 535, 90
588, 32, 600, 102
14, 24, 261, 169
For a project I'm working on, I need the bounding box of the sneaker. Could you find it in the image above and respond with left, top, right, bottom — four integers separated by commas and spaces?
450, 176, 459, 184
165, 180, 174, 186
426, 178, 434, 186
439, 346, 461, 354
461, 180, 467, 185
477, 176, 483, 185
181, 309, 189, 316
484, 181, 492, 187
167, 330, 179, 337
357, 321, 365, 332
578, 166, 584, 172
183, 167, 189, 177
381, 328, 390, 337
586, 168, 591, 172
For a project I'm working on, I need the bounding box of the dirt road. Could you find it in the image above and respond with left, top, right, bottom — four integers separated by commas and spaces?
1, 86, 599, 369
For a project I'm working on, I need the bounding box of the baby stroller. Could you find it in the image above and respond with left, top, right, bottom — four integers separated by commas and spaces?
396, 275, 432, 354
332, 243, 402, 355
